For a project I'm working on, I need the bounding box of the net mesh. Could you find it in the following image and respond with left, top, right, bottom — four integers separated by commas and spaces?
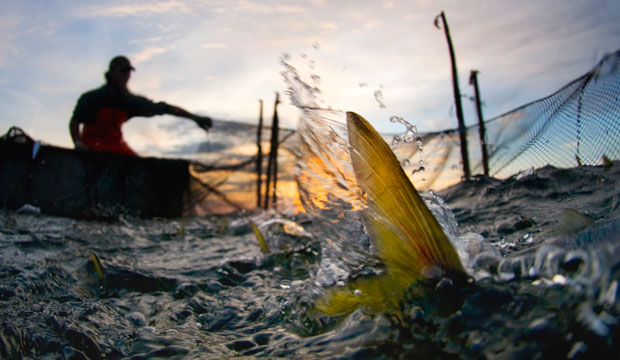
193, 49, 620, 211
395, 49, 620, 190
185, 119, 298, 215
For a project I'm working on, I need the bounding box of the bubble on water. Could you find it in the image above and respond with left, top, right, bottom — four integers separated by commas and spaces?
533, 245, 566, 278
280, 280, 292, 289
552, 274, 567, 285
599, 280, 619, 307
521, 233, 533, 243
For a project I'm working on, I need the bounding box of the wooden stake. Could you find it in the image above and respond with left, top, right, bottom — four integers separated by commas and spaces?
469, 70, 489, 176
256, 100, 264, 208
264, 93, 280, 209
436, 11, 471, 180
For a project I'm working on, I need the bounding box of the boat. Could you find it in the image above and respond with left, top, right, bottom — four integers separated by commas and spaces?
1, 127, 196, 219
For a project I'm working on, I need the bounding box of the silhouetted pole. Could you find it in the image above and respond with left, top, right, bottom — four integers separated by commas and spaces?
256, 100, 264, 208
469, 70, 489, 176
435, 11, 471, 180
264, 93, 280, 209
271, 93, 280, 207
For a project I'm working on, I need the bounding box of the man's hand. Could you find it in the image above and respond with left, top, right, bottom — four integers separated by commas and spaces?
194, 115, 212, 131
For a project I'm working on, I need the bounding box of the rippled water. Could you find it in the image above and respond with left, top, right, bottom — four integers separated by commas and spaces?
2, 160, 620, 359
2, 55, 620, 359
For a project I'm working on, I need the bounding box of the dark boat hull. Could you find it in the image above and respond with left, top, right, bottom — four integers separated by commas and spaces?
1, 142, 191, 219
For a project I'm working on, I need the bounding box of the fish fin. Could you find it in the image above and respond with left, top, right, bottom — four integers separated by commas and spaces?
219, 218, 228, 234
250, 221, 270, 254
345, 112, 465, 277
178, 220, 185, 236
314, 274, 410, 316
89, 250, 105, 280
314, 112, 466, 315
551, 208, 594, 238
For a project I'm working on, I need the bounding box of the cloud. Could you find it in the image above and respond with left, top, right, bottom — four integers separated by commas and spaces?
131, 47, 171, 64
234, 0, 273, 14
202, 43, 228, 49
0, 31, 18, 68
275, 4, 307, 14
73, 0, 190, 18
319, 22, 339, 31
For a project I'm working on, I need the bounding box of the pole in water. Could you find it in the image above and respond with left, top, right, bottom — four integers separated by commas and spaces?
256, 99, 264, 208
435, 11, 471, 180
271, 93, 280, 208
469, 70, 489, 176
264, 93, 280, 209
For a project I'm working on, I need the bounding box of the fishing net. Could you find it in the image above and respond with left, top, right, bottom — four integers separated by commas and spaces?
395, 49, 620, 190
184, 118, 297, 214
0, 118, 297, 217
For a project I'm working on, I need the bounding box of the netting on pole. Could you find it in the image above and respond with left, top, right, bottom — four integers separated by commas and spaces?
396, 49, 620, 190
187, 49, 620, 212
185, 119, 297, 215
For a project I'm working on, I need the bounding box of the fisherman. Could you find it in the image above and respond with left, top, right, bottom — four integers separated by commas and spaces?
69, 55, 212, 156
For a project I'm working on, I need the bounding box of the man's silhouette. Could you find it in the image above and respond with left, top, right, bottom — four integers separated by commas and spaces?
69, 55, 211, 156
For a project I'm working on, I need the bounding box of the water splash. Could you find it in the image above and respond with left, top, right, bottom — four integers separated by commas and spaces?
390, 116, 426, 179
281, 51, 475, 287
374, 89, 386, 108
280, 48, 620, 298
280, 52, 324, 111
281, 52, 371, 285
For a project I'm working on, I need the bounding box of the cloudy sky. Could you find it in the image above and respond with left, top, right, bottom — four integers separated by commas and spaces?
1, 0, 619, 154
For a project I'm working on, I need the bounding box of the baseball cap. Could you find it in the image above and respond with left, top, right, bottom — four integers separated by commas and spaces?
108, 56, 135, 72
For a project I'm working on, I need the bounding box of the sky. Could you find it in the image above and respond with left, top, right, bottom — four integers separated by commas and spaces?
1, 0, 619, 155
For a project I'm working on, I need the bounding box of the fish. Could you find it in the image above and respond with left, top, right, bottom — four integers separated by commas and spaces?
218, 217, 228, 235
250, 221, 270, 254
89, 250, 106, 281
549, 208, 594, 239
314, 112, 467, 315
506, 208, 614, 260
546, 211, 620, 250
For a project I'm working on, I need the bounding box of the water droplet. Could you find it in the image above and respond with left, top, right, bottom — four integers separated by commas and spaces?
374, 90, 386, 108
552, 274, 567, 285
280, 280, 291, 289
